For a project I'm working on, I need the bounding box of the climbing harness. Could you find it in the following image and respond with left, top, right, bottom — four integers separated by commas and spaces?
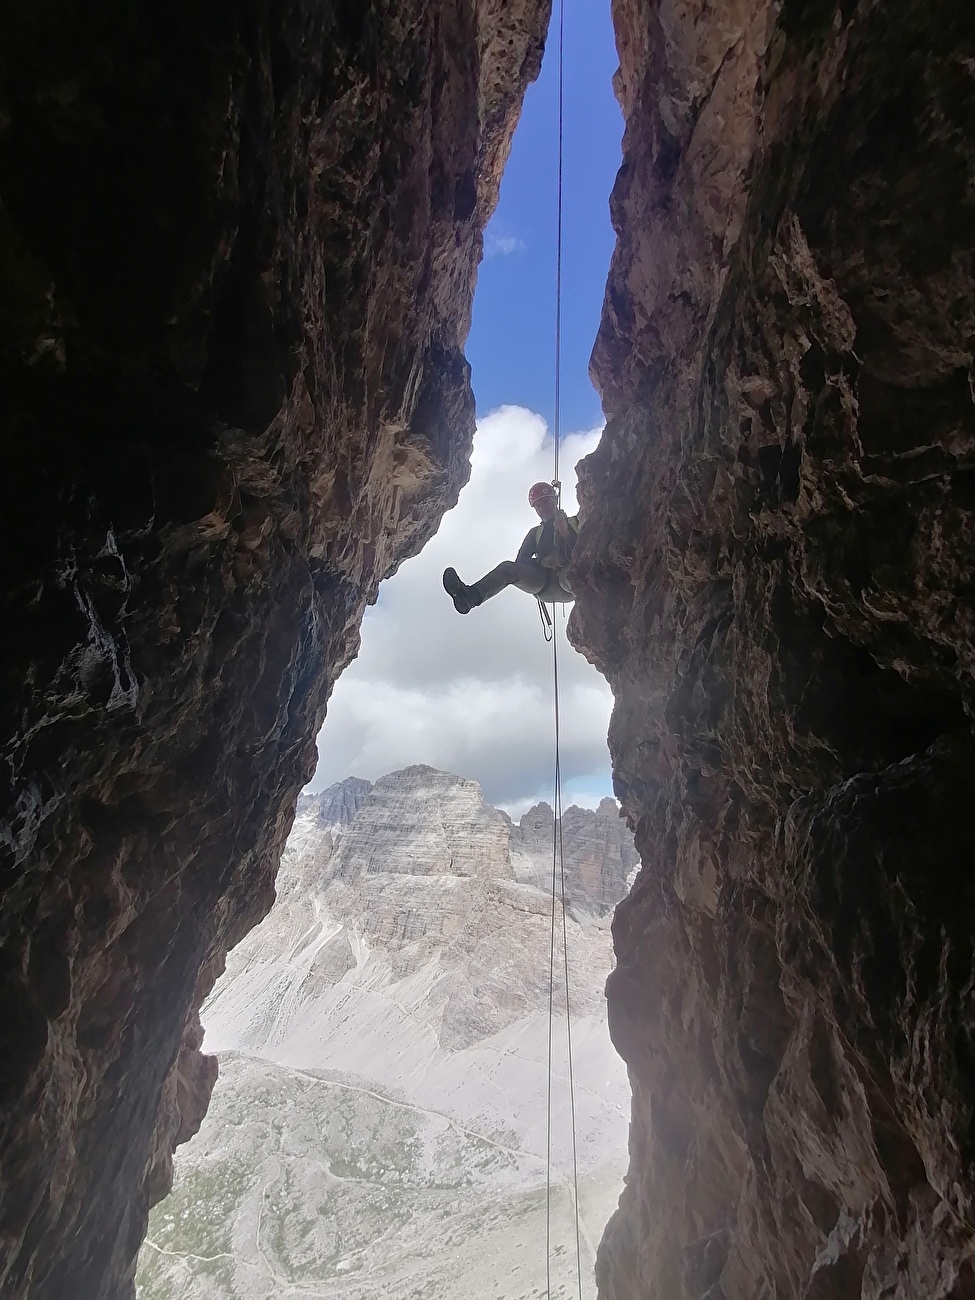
542, 2, 585, 1298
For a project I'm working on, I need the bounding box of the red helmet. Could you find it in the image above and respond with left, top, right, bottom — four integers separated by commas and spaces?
528, 481, 557, 507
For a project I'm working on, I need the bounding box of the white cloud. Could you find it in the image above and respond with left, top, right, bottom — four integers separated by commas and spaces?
485, 230, 526, 259
311, 406, 614, 809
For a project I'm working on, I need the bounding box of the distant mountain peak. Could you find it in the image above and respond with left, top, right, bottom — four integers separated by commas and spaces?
293, 769, 635, 916
324, 764, 509, 886
372, 765, 484, 795
159, 765, 631, 1300
207, 764, 637, 1064
510, 797, 638, 916
297, 776, 373, 828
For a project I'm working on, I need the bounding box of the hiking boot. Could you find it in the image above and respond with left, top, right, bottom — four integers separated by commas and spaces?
443, 568, 480, 615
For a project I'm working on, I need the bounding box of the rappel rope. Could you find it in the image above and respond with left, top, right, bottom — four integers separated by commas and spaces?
543, 0, 585, 1297
552, 0, 564, 498
545, 607, 585, 1300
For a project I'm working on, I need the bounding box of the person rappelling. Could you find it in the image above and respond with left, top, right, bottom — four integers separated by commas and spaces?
442, 481, 579, 614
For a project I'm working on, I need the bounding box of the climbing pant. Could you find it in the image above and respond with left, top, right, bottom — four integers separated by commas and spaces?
471, 560, 574, 606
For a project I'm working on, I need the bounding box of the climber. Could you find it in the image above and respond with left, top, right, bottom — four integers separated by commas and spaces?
442, 481, 579, 614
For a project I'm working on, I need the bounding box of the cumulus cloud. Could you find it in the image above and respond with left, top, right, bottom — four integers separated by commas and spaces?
310, 406, 614, 810
484, 230, 526, 259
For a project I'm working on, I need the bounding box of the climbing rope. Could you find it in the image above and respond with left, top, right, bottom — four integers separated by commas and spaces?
552, 0, 564, 497
543, 2, 584, 1297
545, 606, 585, 1300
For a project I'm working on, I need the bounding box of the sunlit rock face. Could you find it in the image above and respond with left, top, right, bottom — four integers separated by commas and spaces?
510, 797, 640, 916
137, 767, 632, 1299
571, 1, 975, 1297
205, 765, 632, 1089
207, 766, 636, 1060
0, 4, 549, 1298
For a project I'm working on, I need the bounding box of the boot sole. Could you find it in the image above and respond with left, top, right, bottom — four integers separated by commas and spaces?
442, 568, 472, 614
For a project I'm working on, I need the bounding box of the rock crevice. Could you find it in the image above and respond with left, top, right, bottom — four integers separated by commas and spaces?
6, 2, 975, 1297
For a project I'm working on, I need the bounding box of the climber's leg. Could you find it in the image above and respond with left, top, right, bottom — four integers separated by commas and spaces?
442, 567, 480, 614
443, 561, 547, 614
474, 560, 547, 601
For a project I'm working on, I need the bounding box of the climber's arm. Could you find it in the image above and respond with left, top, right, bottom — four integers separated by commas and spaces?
516, 527, 538, 564
552, 512, 579, 564
555, 512, 579, 544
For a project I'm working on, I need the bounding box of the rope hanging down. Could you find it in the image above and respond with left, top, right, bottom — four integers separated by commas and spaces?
545, 607, 585, 1300
552, 0, 564, 497
543, 1, 584, 1297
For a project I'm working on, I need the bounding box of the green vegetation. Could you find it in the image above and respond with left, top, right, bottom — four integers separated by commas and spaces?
149, 1154, 255, 1259
135, 1057, 596, 1300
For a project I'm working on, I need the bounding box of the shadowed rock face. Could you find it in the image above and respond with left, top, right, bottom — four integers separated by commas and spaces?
0, 3, 548, 1297
569, 0, 975, 1296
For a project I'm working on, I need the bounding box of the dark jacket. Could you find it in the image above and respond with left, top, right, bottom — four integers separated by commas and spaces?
516, 513, 579, 572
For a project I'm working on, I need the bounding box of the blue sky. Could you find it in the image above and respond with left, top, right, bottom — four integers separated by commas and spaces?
468, 0, 622, 430
313, 1, 623, 811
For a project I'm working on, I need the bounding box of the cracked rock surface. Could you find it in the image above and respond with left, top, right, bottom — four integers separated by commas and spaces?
0, 4, 548, 1297
571, 0, 975, 1296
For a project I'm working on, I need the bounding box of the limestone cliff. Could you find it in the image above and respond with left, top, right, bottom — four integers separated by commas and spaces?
0, 5, 548, 1298
570, 1, 975, 1297
207, 764, 631, 1067
511, 797, 639, 916
140, 766, 633, 1299
210, 766, 635, 1052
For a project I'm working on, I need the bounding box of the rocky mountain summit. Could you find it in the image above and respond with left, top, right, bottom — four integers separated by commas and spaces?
206, 765, 632, 1061
136, 767, 634, 1299
509, 797, 639, 917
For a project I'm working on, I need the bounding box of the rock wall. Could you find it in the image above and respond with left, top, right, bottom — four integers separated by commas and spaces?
150, 765, 631, 1300
511, 796, 639, 915
571, 1, 975, 1297
296, 776, 373, 830
209, 765, 632, 1056
0, 4, 548, 1298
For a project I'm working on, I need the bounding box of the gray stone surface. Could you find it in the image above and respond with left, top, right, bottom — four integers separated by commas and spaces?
569, 1, 975, 1296
510, 797, 639, 918
136, 766, 635, 1300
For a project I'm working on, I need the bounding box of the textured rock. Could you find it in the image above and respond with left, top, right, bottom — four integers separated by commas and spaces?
511, 797, 639, 916
137, 1053, 623, 1300
286, 777, 374, 884
570, 1, 975, 1297
0, 6, 549, 1298
209, 762, 632, 1073
141, 766, 632, 1298
327, 765, 514, 884
213, 766, 634, 1047
296, 777, 373, 831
